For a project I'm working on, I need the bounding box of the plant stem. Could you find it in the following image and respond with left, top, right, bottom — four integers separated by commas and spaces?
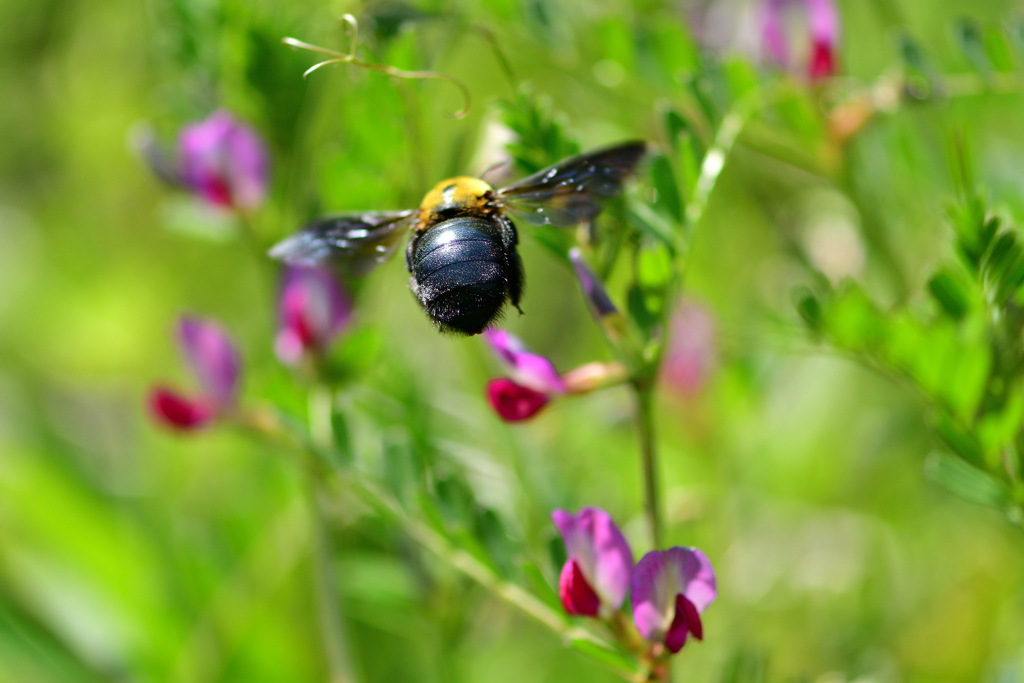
309, 480, 357, 683
633, 382, 663, 549
308, 387, 357, 683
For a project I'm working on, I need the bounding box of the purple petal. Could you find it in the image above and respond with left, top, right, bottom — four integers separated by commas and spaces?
631, 547, 716, 644
276, 266, 351, 364
568, 248, 618, 318
551, 507, 633, 610
178, 316, 241, 410
178, 111, 269, 210
482, 329, 565, 394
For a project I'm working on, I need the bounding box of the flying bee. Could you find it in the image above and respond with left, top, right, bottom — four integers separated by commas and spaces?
270, 141, 646, 335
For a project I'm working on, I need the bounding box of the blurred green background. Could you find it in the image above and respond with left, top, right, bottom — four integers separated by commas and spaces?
2, 0, 1024, 681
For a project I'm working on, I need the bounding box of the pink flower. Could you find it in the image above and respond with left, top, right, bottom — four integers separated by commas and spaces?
482, 330, 626, 422
761, 0, 840, 82
149, 316, 242, 431
177, 111, 269, 210
661, 300, 717, 398
482, 329, 566, 394
275, 266, 352, 365
631, 548, 716, 654
552, 508, 634, 618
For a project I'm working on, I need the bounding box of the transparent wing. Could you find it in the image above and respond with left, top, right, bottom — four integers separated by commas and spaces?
268, 210, 417, 276
494, 141, 647, 227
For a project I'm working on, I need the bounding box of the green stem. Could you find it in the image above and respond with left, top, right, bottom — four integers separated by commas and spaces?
308, 387, 358, 683
309, 480, 357, 683
632, 382, 662, 549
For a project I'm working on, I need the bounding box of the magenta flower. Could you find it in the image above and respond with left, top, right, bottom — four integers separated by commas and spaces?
483, 329, 566, 394
275, 266, 352, 365
761, 0, 839, 81
661, 300, 717, 398
552, 508, 634, 618
631, 548, 716, 654
149, 316, 242, 431
177, 111, 269, 210
483, 330, 627, 422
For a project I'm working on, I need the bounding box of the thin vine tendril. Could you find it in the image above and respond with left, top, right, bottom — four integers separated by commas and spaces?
282, 14, 470, 119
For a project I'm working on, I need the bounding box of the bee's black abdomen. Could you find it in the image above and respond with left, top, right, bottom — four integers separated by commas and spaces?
409, 216, 516, 335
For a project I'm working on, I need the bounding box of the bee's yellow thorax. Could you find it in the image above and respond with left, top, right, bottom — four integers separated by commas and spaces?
419, 177, 493, 221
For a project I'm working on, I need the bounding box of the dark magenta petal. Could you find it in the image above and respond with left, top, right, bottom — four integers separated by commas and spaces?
679, 593, 702, 641
276, 266, 351, 364
149, 388, 213, 430
178, 316, 242, 410
551, 507, 633, 610
558, 559, 601, 617
809, 38, 836, 81
486, 378, 550, 422
178, 110, 269, 210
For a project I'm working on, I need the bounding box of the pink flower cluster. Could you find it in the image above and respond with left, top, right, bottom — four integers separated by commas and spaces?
553, 508, 716, 655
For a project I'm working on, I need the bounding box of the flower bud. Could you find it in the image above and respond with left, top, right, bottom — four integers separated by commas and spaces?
275, 266, 351, 365
178, 111, 269, 210
631, 547, 716, 654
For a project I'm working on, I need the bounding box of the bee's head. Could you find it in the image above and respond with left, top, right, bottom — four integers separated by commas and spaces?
419, 177, 493, 219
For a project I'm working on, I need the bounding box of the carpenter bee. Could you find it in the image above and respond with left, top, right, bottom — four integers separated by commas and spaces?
270, 141, 646, 335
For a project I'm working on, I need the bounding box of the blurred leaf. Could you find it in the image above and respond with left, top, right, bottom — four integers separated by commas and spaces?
636, 243, 673, 290
899, 34, 940, 100
627, 203, 677, 250
567, 638, 639, 676
643, 20, 699, 86
519, 558, 562, 612
928, 269, 972, 319
724, 58, 759, 103
977, 388, 1024, 456
983, 25, 1016, 72
824, 285, 886, 350
330, 406, 353, 465
650, 153, 683, 224
627, 284, 659, 335
792, 286, 823, 331
934, 413, 985, 467
475, 508, 517, 577
924, 451, 1011, 509
955, 18, 992, 77
433, 475, 477, 529
547, 535, 567, 576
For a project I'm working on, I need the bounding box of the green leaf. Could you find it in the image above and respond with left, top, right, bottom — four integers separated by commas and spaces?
955, 18, 992, 77
567, 638, 641, 676
927, 269, 972, 319
899, 34, 939, 100
924, 451, 1011, 509
824, 285, 886, 351
723, 57, 759, 102
636, 243, 674, 290
330, 407, 353, 465
627, 203, 677, 249
933, 413, 985, 467
983, 25, 1015, 72
475, 508, 517, 577
650, 153, 683, 223
519, 558, 562, 612
792, 286, 823, 331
